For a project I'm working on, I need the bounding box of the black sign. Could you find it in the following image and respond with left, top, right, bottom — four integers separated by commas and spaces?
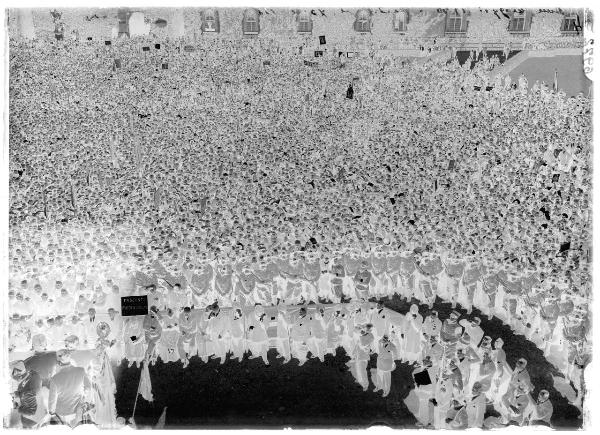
263, 60, 271, 66
414, 369, 432, 386
55, 34, 63, 41
143, 46, 150, 52
319, 35, 326, 45
121, 296, 148, 317
314, 50, 323, 58
155, 43, 161, 49
162, 63, 169, 70
105, 40, 111, 46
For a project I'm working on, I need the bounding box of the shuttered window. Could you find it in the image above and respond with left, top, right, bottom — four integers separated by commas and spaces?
393, 10, 409, 32
445, 10, 468, 34
297, 11, 313, 33
508, 10, 532, 34
354, 9, 372, 33
561, 13, 582, 33
202, 9, 219, 33
243, 9, 260, 35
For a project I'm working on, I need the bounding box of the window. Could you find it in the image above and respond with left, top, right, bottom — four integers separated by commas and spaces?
243, 9, 260, 35
202, 9, 219, 33
354, 9, 372, 33
393, 10, 409, 33
508, 10, 532, 34
297, 10, 313, 33
445, 10, 468, 34
561, 13, 582, 33
510, 11, 526, 32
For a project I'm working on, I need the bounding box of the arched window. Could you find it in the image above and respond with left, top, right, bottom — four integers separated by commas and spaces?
297, 10, 313, 33
243, 9, 260, 35
445, 10, 468, 34
202, 9, 220, 33
354, 9, 372, 33
393, 10, 409, 32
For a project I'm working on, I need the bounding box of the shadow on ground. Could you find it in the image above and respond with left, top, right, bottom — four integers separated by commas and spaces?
113, 295, 582, 429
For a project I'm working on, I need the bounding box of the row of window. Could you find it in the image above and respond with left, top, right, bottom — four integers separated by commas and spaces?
199, 9, 410, 35
199, 8, 583, 37
445, 10, 583, 35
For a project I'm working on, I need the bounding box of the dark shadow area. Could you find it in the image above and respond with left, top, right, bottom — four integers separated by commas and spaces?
113, 295, 582, 428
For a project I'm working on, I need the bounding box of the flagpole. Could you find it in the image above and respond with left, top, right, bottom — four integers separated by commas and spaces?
131, 358, 145, 421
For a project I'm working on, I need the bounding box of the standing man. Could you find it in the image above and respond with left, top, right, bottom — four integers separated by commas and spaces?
48, 350, 92, 427
370, 335, 398, 397
10, 361, 45, 428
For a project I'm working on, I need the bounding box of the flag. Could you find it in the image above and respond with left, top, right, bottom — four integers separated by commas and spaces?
139, 362, 153, 402
70, 179, 77, 210
155, 407, 167, 429
553, 69, 558, 93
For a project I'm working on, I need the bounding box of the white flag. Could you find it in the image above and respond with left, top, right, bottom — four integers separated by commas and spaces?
139, 362, 153, 402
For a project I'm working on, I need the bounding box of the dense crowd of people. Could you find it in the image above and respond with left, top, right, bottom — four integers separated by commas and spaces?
7, 16, 591, 429
9, 298, 579, 429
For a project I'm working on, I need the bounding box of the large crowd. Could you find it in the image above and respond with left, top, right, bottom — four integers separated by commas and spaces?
7, 22, 591, 429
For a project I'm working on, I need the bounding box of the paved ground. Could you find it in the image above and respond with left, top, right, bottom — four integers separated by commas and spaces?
509, 55, 591, 97
113, 295, 582, 428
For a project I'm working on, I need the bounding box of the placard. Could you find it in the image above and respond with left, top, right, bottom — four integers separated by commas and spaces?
121, 295, 149, 317
105, 40, 111, 46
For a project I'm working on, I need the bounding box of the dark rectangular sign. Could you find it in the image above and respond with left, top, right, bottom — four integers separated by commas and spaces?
121, 295, 149, 316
